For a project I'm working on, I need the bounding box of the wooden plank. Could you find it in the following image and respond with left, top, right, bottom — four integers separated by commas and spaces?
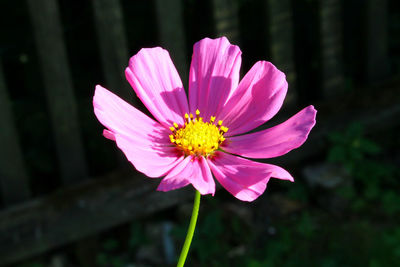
366, 0, 390, 83
0, 61, 31, 206
0, 95, 399, 265
211, 0, 240, 44
267, 0, 297, 105
27, 0, 88, 184
154, 0, 188, 84
92, 0, 131, 101
319, 0, 344, 97
0, 171, 193, 266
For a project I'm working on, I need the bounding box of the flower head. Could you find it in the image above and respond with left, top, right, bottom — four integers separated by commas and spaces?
93, 37, 316, 201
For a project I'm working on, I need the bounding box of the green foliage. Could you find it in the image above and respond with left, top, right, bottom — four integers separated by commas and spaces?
191, 210, 226, 264
327, 123, 381, 172
296, 212, 316, 238
95, 221, 147, 267
381, 191, 400, 215
327, 122, 399, 215
382, 227, 400, 261
243, 215, 400, 267
286, 182, 308, 203
128, 221, 147, 250
96, 238, 125, 267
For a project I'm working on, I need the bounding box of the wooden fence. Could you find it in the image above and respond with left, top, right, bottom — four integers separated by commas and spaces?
0, 0, 398, 265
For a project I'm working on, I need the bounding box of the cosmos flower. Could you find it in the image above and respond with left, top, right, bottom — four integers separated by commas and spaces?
93, 37, 316, 201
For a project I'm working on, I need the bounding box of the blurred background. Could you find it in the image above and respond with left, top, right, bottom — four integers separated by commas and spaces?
0, 0, 399, 266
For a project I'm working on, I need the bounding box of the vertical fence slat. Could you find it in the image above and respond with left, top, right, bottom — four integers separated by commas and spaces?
366, 0, 390, 83
320, 0, 344, 97
155, 0, 188, 84
27, 0, 88, 184
0, 61, 31, 205
92, 0, 131, 100
211, 0, 240, 44
267, 0, 297, 104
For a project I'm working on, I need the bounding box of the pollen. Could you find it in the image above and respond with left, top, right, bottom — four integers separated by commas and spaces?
169, 110, 228, 157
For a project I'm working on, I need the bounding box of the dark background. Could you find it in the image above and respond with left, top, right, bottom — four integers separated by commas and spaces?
0, 0, 399, 266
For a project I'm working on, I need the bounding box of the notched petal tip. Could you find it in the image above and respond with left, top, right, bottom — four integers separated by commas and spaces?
128, 47, 169, 66
93, 84, 107, 101
303, 104, 318, 137
309, 104, 318, 119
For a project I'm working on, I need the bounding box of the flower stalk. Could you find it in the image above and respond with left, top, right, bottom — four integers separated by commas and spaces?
177, 190, 201, 267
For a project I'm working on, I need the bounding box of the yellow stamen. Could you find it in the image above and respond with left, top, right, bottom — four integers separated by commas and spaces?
169, 110, 228, 157
220, 126, 228, 133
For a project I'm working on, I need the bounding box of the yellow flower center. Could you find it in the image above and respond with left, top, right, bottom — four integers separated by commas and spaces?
169, 109, 228, 157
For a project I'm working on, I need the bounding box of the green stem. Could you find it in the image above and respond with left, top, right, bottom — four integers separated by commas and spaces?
177, 190, 201, 267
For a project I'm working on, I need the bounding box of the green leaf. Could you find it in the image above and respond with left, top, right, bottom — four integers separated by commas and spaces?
327, 145, 347, 163
358, 138, 381, 155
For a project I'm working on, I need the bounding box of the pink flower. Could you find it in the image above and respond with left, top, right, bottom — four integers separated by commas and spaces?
93, 37, 316, 202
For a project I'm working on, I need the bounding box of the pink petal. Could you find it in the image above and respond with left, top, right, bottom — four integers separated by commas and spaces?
208, 152, 293, 202
223, 105, 317, 159
93, 85, 183, 177
115, 134, 184, 178
158, 156, 215, 195
191, 156, 215, 195
189, 37, 242, 121
94, 85, 161, 142
157, 156, 192, 191
218, 61, 288, 136
125, 47, 189, 128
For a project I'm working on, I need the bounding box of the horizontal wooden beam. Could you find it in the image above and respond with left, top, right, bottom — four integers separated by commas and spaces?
0, 171, 192, 266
